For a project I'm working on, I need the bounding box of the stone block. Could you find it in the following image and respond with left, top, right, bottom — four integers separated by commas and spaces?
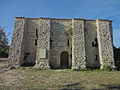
39, 49, 46, 58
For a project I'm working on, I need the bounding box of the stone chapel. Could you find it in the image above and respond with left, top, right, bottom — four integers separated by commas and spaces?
9, 17, 115, 69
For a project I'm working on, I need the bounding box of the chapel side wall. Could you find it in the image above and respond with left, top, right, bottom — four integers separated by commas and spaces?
50, 20, 72, 68
72, 19, 86, 69
23, 20, 39, 65
85, 20, 100, 68
35, 19, 50, 69
9, 18, 26, 67
96, 20, 115, 68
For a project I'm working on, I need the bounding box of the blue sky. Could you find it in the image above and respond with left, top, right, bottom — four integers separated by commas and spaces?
0, 0, 120, 47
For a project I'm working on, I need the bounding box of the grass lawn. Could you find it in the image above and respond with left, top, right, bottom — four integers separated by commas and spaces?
1, 68, 120, 90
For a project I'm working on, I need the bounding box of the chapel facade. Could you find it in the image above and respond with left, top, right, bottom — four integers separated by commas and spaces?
9, 17, 115, 69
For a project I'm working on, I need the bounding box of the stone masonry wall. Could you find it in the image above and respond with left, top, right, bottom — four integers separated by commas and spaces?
9, 17, 115, 69
96, 20, 115, 68
50, 20, 72, 68
35, 19, 50, 69
85, 21, 100, 68
72, 19, 86, 69
23, 20, 40, 65
9, 18, 26, 67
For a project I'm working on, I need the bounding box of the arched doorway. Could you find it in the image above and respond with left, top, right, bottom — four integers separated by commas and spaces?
60, 51, 69, 69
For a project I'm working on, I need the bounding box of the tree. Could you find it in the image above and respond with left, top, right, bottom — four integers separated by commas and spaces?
0, 26, 9, 58
113, 46, 120, 70
0, 27, 8, 45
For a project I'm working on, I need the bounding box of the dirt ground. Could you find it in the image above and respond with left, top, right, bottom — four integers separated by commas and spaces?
0, 59, 25, 90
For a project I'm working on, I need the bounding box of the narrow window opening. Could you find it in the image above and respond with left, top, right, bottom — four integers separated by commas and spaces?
70, 54, 72, 58
35, 39, 37, 46
94, 38, 98, 47
95, 38, 97, 41
67, 39, 69, 46
27, 52, 30, 55
95, 55, 98, 61
92, 38, 98, 47
92, 42, 94, 47
36, 28, 38, 38
50, 40, 53, 46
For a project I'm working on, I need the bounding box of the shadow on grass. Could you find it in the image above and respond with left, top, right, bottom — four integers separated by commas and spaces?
101, 84, 120, 90
59, 82, 84, 90
60, 83, 120, 90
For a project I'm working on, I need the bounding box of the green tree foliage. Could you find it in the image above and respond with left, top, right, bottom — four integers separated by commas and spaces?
0, 27, 8, 45
0, 27, 9, 58
114, 46, 120, 70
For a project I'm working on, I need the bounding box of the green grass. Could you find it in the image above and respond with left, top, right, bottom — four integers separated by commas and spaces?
14, 68, 120, 90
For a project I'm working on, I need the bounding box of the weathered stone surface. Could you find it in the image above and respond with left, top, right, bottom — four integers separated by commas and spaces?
23, 20, 39, 65
38, 49, 46, 58
85, 21, 100, 68
9, 17, 115, 69
96, 20, 115, 68
9, 18, 26, 67
72, 19, 86, 69
50, 20, 72, 68
34, 19, 50, 69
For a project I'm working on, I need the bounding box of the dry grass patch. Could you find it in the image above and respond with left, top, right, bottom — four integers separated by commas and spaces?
18, 68, 120, 90
1, 67, 120, 90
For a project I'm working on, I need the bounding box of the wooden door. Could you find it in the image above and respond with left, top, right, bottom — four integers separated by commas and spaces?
60, 51, 69, 68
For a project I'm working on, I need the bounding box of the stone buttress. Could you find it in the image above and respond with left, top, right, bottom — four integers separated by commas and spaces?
72, 19, 86, 69
34, 19, 50, 69
9, 17, 27, 67
96, 20, 115, 69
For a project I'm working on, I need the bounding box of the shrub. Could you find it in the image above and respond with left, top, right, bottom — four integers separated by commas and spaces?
101, 64, 112, 71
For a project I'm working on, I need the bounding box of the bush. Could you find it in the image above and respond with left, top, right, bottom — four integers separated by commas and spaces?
101, 64, 112, 71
